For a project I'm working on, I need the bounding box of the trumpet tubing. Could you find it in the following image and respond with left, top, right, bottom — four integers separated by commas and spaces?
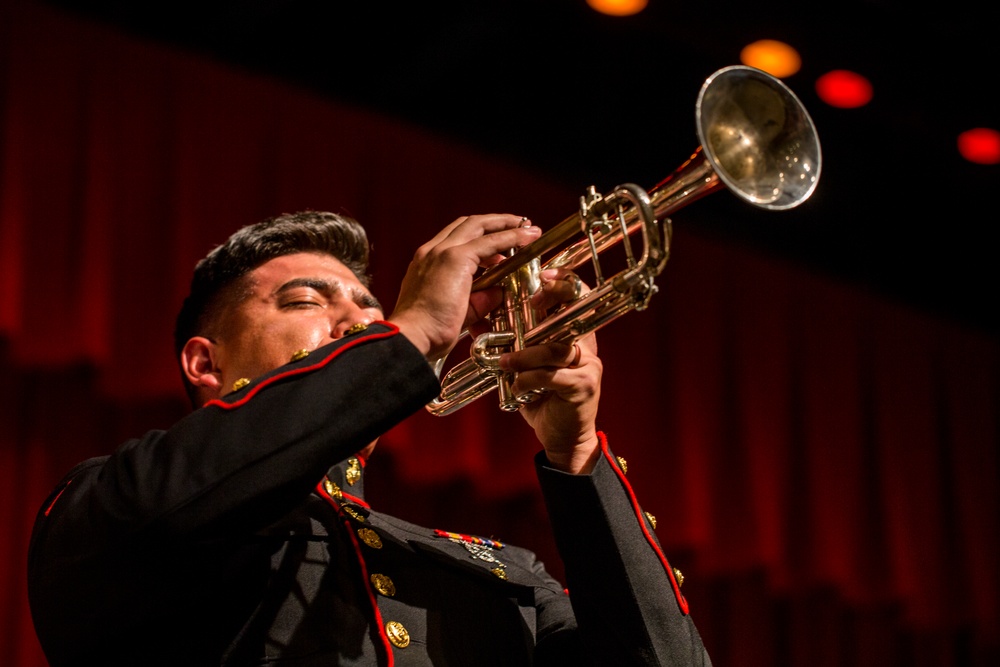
427, 66, 822, 417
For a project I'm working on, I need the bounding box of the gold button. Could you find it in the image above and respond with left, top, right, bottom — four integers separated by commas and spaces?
346, 322, 369, 335
644, 511, 657, 529
290, 348, 310, 362
370, 573, 396, 597
616, 456, 628, 474
490, 566, 508, 580
385, 620, 410, 648
357, 527, 382, 549
672, 567, 685, 588
323, 479, 343, 500
346, 457, 361, 486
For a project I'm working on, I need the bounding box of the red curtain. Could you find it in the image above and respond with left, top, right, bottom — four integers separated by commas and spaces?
2, 3, 997, 665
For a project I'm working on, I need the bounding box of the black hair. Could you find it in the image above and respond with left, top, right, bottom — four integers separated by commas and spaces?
173, 210, 371, 405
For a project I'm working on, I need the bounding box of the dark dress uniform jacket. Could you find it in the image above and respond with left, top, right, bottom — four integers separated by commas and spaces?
27, 323, 711, 666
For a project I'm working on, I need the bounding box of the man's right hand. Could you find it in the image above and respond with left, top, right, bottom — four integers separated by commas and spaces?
388, 213, 541, 363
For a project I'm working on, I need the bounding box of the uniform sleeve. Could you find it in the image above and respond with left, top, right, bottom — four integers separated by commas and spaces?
534, 432, 712, 666
33, 322, 440, 545
28, 323, 443, 662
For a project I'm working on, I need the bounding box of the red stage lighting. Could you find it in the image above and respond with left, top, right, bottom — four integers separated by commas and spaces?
957, 127, 1000, 164
815, 70, 873, 109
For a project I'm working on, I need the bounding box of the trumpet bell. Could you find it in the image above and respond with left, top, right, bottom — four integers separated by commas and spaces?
696, 65, 821, 210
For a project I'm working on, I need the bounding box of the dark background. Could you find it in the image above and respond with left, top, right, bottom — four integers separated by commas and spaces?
4, 4, 998, 665
42, 0, 1000, 338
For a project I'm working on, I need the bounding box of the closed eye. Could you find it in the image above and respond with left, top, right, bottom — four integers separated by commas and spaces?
357, 293, 382, 311
276, 278, 334, 308
283, 299, 322, 309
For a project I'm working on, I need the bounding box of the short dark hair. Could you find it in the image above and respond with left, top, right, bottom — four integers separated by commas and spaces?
174, 210, 371, 405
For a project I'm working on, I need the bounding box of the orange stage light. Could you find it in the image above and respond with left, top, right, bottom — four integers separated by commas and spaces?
586, 0, 648, 17
739, 40, 801, 78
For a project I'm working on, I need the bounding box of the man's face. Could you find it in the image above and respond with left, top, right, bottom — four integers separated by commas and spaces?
211, 252, 383, 393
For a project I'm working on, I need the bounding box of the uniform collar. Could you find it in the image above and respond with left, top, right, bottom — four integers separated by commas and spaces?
324, 453, 368, 506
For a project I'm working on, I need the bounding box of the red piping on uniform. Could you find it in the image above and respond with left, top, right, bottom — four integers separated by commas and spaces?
44, 480, 72, 516
204, 323, 400, 411
599, 432, 690, 615
316, 479, 394, 666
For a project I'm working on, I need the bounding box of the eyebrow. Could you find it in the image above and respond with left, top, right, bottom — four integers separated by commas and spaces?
276, 277, 337, 296
275, 277, 382, 311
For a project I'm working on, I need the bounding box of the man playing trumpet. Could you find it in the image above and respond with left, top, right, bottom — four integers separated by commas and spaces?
27, 210, 711, 665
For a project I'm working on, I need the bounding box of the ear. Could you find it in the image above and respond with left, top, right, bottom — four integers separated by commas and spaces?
180, 336, 224, 401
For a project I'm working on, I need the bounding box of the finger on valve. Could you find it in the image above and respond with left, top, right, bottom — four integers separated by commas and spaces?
533, 270, 586, 311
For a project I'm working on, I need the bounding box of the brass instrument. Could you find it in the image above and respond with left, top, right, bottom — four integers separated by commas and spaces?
426, 65, 822, 416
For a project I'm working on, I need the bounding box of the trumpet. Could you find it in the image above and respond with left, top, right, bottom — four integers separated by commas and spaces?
426, 65, 822, 416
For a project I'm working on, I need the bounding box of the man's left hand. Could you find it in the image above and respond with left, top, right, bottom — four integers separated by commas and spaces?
499, 269, 602, 474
